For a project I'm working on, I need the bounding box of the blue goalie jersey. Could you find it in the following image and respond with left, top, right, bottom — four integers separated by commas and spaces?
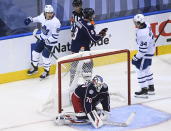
73, 82, 110, 114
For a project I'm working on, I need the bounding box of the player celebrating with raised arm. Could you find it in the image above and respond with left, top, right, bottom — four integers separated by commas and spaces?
132, 14, 155, 98
71, 8, 107, 53
71, 0, 84, 38
24, 5, 61, 79
70, 75, 110, 128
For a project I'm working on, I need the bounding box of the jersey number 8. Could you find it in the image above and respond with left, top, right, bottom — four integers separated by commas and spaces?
72, 27, 79, 40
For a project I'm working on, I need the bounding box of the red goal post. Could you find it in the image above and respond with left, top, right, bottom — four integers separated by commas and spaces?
57, 49, 131, 113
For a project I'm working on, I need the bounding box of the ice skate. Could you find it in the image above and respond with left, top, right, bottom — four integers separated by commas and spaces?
134, 87, 148, 98
148, 85, 155, 95
27, 63, 38, 75
40, 69, 49, 80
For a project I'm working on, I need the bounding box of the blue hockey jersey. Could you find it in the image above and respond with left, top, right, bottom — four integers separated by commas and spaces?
71, 19, 102, 53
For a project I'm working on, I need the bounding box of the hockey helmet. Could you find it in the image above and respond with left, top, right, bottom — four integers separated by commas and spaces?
72, 0, 82, 7
83, 8, 95, 20
92, 75, 103, 92
133, 14, 145, 24
44, 5, 54, 13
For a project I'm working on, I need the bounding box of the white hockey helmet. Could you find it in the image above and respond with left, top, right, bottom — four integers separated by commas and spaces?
92, 75, 103, 92
44, 5, 54, 13
133, 14, 145, 24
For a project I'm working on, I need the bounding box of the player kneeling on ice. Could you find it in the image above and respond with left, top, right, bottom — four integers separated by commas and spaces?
24, 5, 61, 79
56, 75, 110, 128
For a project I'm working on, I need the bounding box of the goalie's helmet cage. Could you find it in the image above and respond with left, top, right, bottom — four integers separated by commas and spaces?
92, 75, 104, 92
72, 0, 82, 7
83, 8, 95, 20
133, 14, 145, 24
44, 5, 54, 13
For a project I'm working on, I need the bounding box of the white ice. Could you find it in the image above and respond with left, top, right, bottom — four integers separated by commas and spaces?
0, 54, 171, 131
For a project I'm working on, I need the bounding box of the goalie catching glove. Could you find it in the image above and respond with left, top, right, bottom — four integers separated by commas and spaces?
99, 28, 108, 37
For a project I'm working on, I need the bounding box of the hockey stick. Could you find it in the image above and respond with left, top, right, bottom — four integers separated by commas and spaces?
153, 20, 169, 55
55, 112, 136, 127
33, 29, 59, 60
155, 20, 169, 43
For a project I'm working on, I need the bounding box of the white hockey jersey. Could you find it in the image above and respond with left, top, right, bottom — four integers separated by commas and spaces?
32, 13, 61, 45
135, 23, 155, 59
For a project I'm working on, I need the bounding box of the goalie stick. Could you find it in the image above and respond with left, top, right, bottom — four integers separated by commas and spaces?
55, 112, 136, 127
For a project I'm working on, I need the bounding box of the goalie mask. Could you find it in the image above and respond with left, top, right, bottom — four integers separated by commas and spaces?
92, 75, 103, 92
83, 8, 95, 20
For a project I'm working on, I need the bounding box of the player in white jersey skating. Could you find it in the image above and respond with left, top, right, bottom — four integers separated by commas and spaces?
132, 14, 155, 98
24, 5, 61, 79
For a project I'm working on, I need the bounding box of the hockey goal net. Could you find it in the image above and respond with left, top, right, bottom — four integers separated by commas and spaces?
41, 49, 131, 116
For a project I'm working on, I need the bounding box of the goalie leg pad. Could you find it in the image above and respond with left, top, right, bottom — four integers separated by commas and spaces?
87, 110, 103, 128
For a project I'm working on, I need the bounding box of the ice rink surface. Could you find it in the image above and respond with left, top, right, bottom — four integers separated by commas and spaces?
0, 54, 171, 131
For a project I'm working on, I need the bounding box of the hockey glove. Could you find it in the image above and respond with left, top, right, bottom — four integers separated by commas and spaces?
44, 39, 51, 45
132, 55, 139, 61
99, 28, 108, 37
132, 55, 142, 69
24, 16, 33, 25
